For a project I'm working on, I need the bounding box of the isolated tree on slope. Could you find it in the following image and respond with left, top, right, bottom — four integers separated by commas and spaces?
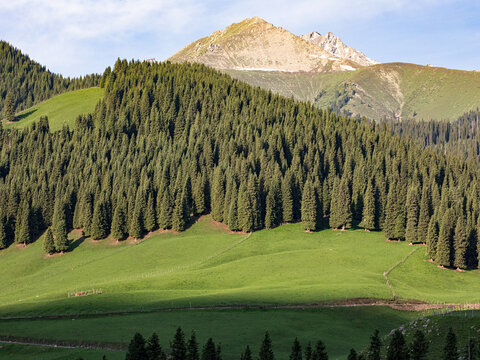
54, 218, 68, 252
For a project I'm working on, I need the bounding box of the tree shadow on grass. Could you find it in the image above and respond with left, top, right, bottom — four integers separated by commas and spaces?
15, 108, 37, 122
68, 236, 85, 252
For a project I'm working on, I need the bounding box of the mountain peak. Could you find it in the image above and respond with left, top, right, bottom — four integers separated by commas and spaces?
301, 31, 378, 67
169, 18, 362, 73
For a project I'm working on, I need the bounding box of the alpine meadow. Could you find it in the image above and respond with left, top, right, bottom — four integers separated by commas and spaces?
1, 7, 480, 360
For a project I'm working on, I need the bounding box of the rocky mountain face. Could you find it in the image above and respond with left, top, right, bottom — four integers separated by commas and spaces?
301, 31, 378, 67
169, 17, 362, 73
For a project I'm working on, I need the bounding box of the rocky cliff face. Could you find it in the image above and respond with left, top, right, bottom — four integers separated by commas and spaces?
169, 17, 362, 73
301, 31, 378, 67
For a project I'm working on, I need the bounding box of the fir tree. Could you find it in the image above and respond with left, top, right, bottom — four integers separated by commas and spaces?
0, 221, 7, 249
265, 181, 282, 229
282, 173, 294, 223
405, 186, 419, 244
91, 200, 109, 240
238, 182, 253, 232
437, 209, 454, 267
111, 199, 127, 241
241, 346, 253, 360
417, 187, 431, 244
227, 196, 239, 231
216, 343, 222, 360
54, 218, 68, 252
290, 338, 302, 360
386, 330, 408, 360
146, 332, 163, 360
259, 331, 275, 360
426, 217, 439, 260
410, 330, 428, 360
43, 227, 55, 254
201, 338, 216, 360
367, 330, 381, 360
172, 191, 187, 232
453, 216, 468, 270
14, 199, 30, 244
3, 92, 14, 122
211, 168, 225, 222
130, 191, 145, 239
443, 328, 457, 360
312, 340, 328, 360
171, 327, 187, 360
302, 180, 317, 231
145, 194, 157, 232
187, 331, 199, 360
158, 192, 173, 229
304, 342, 313, 360
126, 332, 147, 360
362, 179, 376, 231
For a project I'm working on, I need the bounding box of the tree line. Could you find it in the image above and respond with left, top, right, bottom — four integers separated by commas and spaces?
0, 41, 100, 117
77, 325, 473, 360
0, 59, 480, 270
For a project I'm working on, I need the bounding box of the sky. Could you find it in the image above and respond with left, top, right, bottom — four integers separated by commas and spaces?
0, 0, 479, 77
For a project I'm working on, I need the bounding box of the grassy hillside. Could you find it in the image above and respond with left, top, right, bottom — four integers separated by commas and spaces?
0, 307, 419, 360
0, 344, 123, 360
226, 63, 480, 121
1, 216, 480, 317
4, 87, 104, 131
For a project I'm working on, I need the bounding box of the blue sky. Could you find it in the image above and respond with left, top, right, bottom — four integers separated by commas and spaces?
1, 0, 479, 77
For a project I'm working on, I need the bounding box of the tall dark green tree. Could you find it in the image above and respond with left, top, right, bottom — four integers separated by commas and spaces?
367, 330, 381, 360
111, 198, 127, 241
187, 331, 199, 360
437, 209, 455, 267
3, 92, 14, 122
126, 332, 147, 360
289, 338, 302, 360
302, 179, 317, 231
330, 177, 352, 230
312, 340, 328, 360
91, 200, 109, 240
347, 349, 357, 360
259, 331, 275, 360
146, 332, 163, 360
54, 218, 68, 252
43, 227, 55, 254
0, 221, 7, 249
410, 330, 428, 360
145, 194, 157, 232
14, 199, 30, 244
282, 172, 295, 223
443, 328, 457, 360
241, 346, 253, 360
426, 217, 439, 260
171, 327, 187, 360
453, 216, 467, 270
405, 186, 419, 243
201, 338, 217, 360
265, 181, 282, 229
304, 342, 313, 360
386, 330, 408, 360
417, 187, 431, 244
362, 179, 376, 231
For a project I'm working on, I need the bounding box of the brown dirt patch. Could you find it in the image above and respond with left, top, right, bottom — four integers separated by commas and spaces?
15, 243, 27, 250
210, 219, 247, 234
385, 239, 401, 243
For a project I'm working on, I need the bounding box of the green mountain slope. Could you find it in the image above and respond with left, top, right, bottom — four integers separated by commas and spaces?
4, 87, 104, 131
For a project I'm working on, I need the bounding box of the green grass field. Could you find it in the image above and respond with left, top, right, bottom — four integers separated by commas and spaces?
0, 307, 419, 360
0, 343, 123, 360
1, 216, 480, 318
4, 88, 104, 132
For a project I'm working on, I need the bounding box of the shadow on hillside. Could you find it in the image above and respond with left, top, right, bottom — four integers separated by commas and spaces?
15, 108, 37, 122
68, 236, 85, 252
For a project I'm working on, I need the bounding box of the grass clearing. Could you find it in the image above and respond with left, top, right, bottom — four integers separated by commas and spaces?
0, 343, 123, 360
4, 88, 104, 132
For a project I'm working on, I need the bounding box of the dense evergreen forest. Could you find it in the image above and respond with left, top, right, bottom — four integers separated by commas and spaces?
383, 109, 480, 163
0, 59, 480, 271
0, 41, 100, 115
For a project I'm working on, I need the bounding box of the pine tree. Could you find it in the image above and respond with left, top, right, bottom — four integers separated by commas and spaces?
187, 331, 199, 360
453, 216, 467, 269
145, 194, 157, 232
417, 187, 431, 244
158, 192, 173, 229
384, 184, 398, 240
405, 186, 419, 244
367, 330, 381, 360
289, 338, 302, 360
238, 182, 253, 232
241, 346, 253, 360
386, 330, 408, 360
146, 332, 163, 360
259, 331, 275, 360
111, 199, 127, 241
171, 327, 187, 360
91, 200, 109, 240
330, 177, 352, 230
312, 340, 328, 360
172, 191, 187, 232
443, 328, 457, 360
282, 173, 294, 223
54, 218, 68, 252
227, 196, 239, 231
211, 168, 225, 222
436, 209, 454, 267
3, 92, 14, 123
302, 180, 317, 231
126, 332, 147, 360
43, 227, 55, 254
410, 330, 428, 360
14, 199, 30, 244
426, 217, 439, 260
130, 191, 145, 239
201, 338, 216, 360
347, 349, 357, 360
362, 179, 376, 231
304, 342, 313, 360
265, 181, 282, 229
0, 221, 7, 249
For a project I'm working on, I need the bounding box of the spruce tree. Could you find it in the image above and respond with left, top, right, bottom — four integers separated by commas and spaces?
302, 180, 317, 231
91, 200, 109, 240
54, 218, 69, 252
417, 187, 431, 244
312, 340, 328, 360
259, 331, 275, 360
145, 194, 157, 232
146, 332, 163, 360
426, 217, 439, 260
443, 328, 457, 360
201, 338, 216, 360
0, 221, 7, 249
171, 327, 187, 360
211, 168, 225, 222
304, 342, 313, 360
172, 191, 187, 232
410, 330, 428, 360
158, 192, 173, 229
126, 332, 147, 360
215, 343, 222, 360
386, 330, 408, 360
384, 184, 398, 240
43, 227, 55, 254
241, 346, 253, 360
453, 216, 467, 270
367, 330, 381, 360
282, 173, 294, 223
3, 92, 14, 123
227, 196, 239, 231
290, 338, 302, 360
436, 209, 454, 267
187, 331, 199, 360
130, 191, 145, 239
238, 182, 253, 232
362, 180, 376, 231
405, 186, 419, 244
111, 199, 127, 241
14, 200, 30, 244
